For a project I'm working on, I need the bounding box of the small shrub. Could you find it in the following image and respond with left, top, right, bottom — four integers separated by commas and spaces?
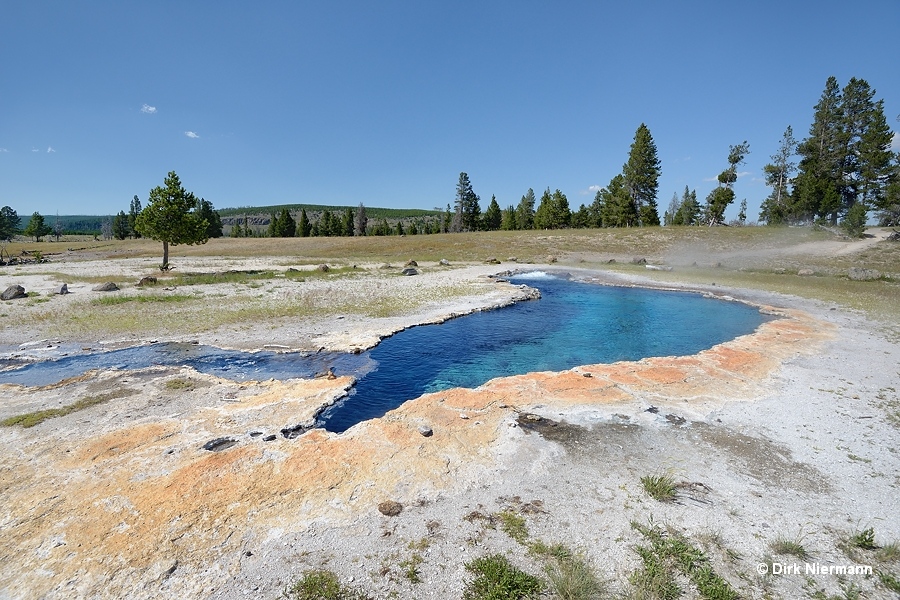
282, 569, 371, 600
640, 474, 677, 502
464, 554, 543, 600
850, 527, 878, 550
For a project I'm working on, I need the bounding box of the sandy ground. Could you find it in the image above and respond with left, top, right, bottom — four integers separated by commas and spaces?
0, 252, 898, 599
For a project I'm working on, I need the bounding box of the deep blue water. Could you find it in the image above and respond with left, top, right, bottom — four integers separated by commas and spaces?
317, 273, 768, 432
0, 274, 768, 433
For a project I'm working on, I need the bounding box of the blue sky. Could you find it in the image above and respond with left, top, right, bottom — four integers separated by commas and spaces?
2, 1, 898, 222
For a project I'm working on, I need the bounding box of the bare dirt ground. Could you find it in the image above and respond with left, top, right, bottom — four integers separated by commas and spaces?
0, 229, 898, 599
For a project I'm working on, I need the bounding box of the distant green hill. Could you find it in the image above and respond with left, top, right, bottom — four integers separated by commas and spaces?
218, 203, 442, 220
23, 204, 445, 235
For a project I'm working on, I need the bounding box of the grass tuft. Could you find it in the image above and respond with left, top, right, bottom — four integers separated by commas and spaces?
544, 550, 608, 600
640, 474, 677, 502
463, 554, 543, 600
496, 510, 529, 545
770, 535, 809, 560
282, 569, 371, 600
1, 388, 137, 428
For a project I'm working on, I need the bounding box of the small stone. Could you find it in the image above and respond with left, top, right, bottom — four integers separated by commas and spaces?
417, 425, 433, 437
797, 269, 815, 276
485, 257, 499, 264
92, 282, 119, 292
507, 257, 517, 262
631, 257, 647, 265
263, 434, 276, 442
606, 258, 616, 264
582, 372, 592, 378
547, 255, 558, 263
405, 260, 418, 267
459, 413, 469, 420
773, 268, 786, 274
848, 267, 880, 281
1, 285, 27, 300
439, 259, 451, 266
136, 276, 157, 287
377, 500, 403, 517
401, 268, 418, 276
317, 264, 330, 272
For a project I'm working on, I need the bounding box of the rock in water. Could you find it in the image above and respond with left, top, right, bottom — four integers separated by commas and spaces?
377, 500, 403, 517
1, 285, 26, 300
92, 282, 119, 292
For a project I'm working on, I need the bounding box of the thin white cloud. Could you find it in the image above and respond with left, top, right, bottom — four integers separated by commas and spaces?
736, 171, 751, 178
141, 104, 157, 114
47, 146, 55, 153
588, 185, 602, 192
0, 148, 8, 153
184, 131, 200, 139
31, 148, 40, 152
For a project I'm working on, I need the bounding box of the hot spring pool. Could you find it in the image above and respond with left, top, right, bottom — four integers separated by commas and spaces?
0, 273, 769, 433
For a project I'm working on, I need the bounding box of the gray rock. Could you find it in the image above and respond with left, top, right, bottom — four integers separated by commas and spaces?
136, 276, 157, 287
404, 260, 418, 267
53, 284, 69, 295
507, 257, 518, 262
417, 425, 433, 437
797, 269, 815, 277
316, 264, 330, 272
439, 259, 451, 266
848, 267, 880, 281
631, 257, 646, 264
401, 268, 418, 276
1, 285, 26, 300
485, 257, 500, 264
773, 268, 786, 274
92, 282, 119, 292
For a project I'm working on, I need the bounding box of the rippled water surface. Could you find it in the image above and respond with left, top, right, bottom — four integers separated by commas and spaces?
0, 274, 768, 433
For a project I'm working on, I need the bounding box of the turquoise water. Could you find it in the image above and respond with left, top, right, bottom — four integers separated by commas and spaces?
318, 273, 769, 432
0, 274, 768, 433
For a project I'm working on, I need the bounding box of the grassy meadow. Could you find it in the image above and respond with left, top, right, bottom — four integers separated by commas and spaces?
4, 226, 899, 341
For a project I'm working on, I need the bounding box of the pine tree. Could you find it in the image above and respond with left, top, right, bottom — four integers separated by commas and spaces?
515, 188, 535, 230
112, 211, 130, 240
483, 195, 502, 230
455, 172, 481, 231
706, 142, 749, 224
298, 208, 311, 237
0, 207, 20, 241
760, 126, 797, 225
134, 172, 209, 268
129, 195, 142, 238
23, 212, 53, 242
599, 174, 635, 227
501, 205, 517, 230
622, 123, 662, 226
